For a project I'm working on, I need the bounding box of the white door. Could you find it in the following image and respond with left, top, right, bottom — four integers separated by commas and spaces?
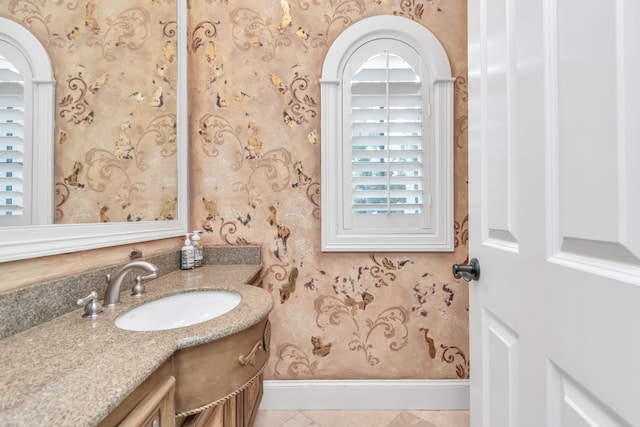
467, 0, 640, 426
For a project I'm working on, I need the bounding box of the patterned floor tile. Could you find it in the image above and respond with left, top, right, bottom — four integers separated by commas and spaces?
409, 411, 470, 427
302, 410, 401, 427
279, 412, 321, 427
254, 410, 298, 427
388, 412, 438, 427
254, 410, 470, 427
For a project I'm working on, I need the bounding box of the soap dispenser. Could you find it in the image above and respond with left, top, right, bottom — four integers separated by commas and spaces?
192, 230, 203, 268
181, 233, 195, 270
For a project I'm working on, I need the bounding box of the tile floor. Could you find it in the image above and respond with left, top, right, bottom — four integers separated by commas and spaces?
254, 410, 469, 427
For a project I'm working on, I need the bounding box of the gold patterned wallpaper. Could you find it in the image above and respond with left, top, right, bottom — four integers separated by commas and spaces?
0, 0, 178, 223
188, 0, 469, 380
1, 0, 468, 381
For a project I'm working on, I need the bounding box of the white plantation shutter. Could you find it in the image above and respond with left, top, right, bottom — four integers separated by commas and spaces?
0, 54, 24, 218
348, 52, 428, 227
321, 16, 454, 251
0, 18, 55, 228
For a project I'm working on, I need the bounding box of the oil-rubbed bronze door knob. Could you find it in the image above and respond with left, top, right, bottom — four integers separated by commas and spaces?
452, 258, 481, 282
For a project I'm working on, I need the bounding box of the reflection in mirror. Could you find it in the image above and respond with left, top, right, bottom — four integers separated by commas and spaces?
0, 17, 54, 229
0, 54, 24, 221
53, 6, 178, 225
0, 1, 188, 262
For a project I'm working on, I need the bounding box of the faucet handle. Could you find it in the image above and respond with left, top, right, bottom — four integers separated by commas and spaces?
131, 275, 145, 297
76, 291, 103, 319
131, 271, 158, 297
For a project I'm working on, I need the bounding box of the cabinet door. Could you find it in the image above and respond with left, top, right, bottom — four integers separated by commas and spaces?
180, 399, 234, 427
242, 373, 263, 427
180, 379, 264, 427
119, 376, 176, 427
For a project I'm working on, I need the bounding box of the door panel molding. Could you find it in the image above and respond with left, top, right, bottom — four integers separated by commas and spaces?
481, 0, 520, 251
544, 0, 640, 284
484, 309, 519, 427
547, 362, 633, 427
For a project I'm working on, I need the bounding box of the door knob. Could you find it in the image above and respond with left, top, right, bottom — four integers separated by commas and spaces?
452, 258, 481, 282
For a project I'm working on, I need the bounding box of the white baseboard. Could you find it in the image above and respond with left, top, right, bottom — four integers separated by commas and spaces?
259, 379, 469, 411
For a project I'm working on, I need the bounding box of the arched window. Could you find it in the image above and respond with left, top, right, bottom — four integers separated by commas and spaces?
321, 15, 454, 252
0, 17, 55, 227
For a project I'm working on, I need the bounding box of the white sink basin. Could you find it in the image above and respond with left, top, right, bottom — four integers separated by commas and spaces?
115, 290, 241, 331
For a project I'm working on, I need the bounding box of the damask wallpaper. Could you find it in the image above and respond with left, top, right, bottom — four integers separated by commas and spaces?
0, 0, 468, 381
0, 0, 178, 224
188, 0, 469, 381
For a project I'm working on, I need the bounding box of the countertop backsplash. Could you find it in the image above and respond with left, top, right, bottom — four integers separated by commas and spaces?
0, 246, 261, 339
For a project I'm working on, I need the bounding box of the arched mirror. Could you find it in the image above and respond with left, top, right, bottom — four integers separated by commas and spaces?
0, 1, 188, 262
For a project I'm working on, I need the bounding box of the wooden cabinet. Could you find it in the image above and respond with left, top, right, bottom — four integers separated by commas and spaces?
119, 376, 176, 427
176, 319, 270, 427
178, 373, 263, 427
98, 362, 174, 427
101, 318, 270, 427
241, 371, 263, 427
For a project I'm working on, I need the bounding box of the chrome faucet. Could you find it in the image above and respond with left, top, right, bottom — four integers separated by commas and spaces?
103, 261, 159, 307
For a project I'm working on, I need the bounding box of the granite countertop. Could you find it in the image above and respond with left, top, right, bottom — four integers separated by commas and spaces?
0, 264, 271, 427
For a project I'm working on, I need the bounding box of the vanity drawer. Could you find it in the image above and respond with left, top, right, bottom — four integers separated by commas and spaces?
173, 318, 270, 415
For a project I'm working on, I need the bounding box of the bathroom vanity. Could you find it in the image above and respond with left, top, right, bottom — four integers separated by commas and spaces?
0, 263, 272, 427
101, 317, 271, 427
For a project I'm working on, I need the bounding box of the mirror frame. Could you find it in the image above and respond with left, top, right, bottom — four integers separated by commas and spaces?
0, 0, 188, 263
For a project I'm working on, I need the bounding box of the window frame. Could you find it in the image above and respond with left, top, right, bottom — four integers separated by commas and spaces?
320, 15, 454, 252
